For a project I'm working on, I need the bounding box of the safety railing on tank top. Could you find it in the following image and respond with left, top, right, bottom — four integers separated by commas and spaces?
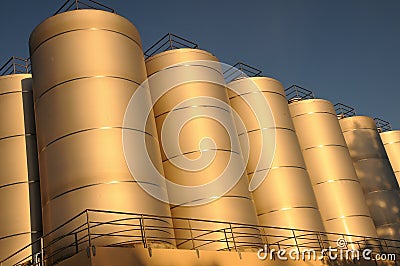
1, 209, 400, 266
223, 62, 263, 83
144, 33, 199, 59
285, 84, 315, 103
0, 56, 30, 76
375, 118, 392, 133
334, 102, 356, 119
54, 0, 115, 15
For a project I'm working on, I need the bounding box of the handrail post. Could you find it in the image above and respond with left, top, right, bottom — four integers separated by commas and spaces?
292, 229, 300, 255
187, 219, 196, 250
86, 210, 92, 248
74, 232, 79, 254
223, 228, 230, 251
229, 223, 238, 252
317, 231, 324, 251
12, 56, 16, 74
168, 33, 173, 50
139, 214, 147, 248
40, 237, 44, 266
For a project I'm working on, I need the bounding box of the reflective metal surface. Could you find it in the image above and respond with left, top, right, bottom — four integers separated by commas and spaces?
145, 48, 261, 251
0, 74, 41, 265
228, 77, 325, 248
340, 116, 400, 240
381, 130, 400, 186
289, 99, 377, 243
29, 9, 175, 258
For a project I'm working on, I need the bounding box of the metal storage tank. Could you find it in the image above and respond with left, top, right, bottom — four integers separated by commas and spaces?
145, 48, 262, 251
289, 99, 377, 244
228, 77, 325, 248
0, 71, 41, 265
29, 9, 175, 257
339, 116, 400, 240
381, 130, 400, 186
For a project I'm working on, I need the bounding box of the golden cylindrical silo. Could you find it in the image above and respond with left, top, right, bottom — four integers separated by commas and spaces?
381, 130, 400, 186
340, 116, 400, 240
145, 48, 262, 251
289, 99, 377, 244
0, 74, 42, 265
29, 9, 175, 257
228, 77, 325, 248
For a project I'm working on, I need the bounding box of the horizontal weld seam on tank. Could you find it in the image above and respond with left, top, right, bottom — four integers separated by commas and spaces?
34, 75, 141, 103
383, 140, 400, 145
247, 165, 307, 175
0, 180, 38, 190
324, 214, 372, 222
0, 90, 32, 96
48, 180, 164, 202
366, 188, 400, 194
257, 206, 319, 216
30, 28, 142, 55
154, 105, 230, 118
162, 148, 241, 162
291, 111, 336, 119
352, 156, 389, 163
221, 195, 253, 201
0, 231, 34, 241
170, 195, 253, 209
40, 126, 157, 152
314, 178, 360, 186
302, 144, 347, 151
341, 128, 377, 133
146, 63, 223, 79
0, 133, 36, 142
238, 127, 295, 136
170, 197, 220, 209
228, 90, 285, 100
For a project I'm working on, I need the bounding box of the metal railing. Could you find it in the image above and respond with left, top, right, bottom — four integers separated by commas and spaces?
334, 103, 356, 119
1, 209, 400, 265
375, 118, 392, 133
223, 62, 263, 83
0, 57, 30, 76
144, 33, 199, 59
285, 84, 315, 102
54, 0, 115, 15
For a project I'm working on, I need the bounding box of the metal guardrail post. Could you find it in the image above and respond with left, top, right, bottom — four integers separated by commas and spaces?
317, 232, 324, 251
40, 237, 44, 266
229, 223, 238, 252
85, 210, 92, 249
139, 215, 148, 248
223, 229, 230, 251
12, 57, 16, 74
187, 219, 196, 250
292, 229, 300, 255
74, 232, 79, 254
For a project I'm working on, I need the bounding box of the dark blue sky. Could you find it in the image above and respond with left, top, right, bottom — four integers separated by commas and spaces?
1, 0, 399, 127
